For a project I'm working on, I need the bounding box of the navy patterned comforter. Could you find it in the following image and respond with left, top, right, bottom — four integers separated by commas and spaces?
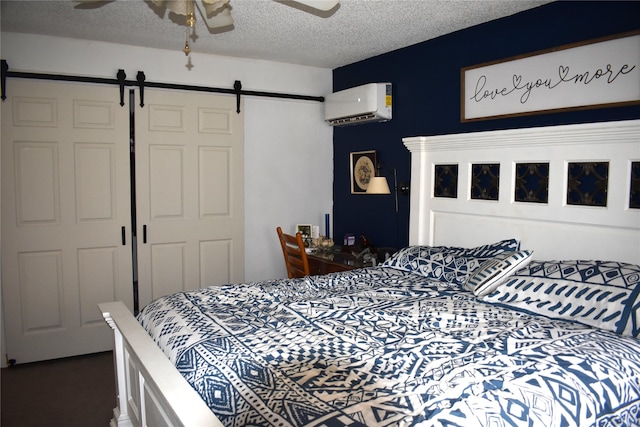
138, 267, 640, 427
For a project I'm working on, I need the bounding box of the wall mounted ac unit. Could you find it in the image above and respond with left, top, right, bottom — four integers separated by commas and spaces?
324, 83, 392, 126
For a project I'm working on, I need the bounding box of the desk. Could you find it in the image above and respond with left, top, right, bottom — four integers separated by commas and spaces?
307, 249, 369, 275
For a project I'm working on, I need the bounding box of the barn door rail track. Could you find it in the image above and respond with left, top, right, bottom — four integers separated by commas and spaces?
1, 60, 325, 113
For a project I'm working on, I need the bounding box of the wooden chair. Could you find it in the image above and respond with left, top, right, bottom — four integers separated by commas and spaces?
277, 226, 310, 278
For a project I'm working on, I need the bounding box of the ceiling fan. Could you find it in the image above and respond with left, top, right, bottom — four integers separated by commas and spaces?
75, 0, 340, 55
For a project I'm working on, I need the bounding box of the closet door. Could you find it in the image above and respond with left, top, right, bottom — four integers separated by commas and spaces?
1, 80, 133, 363
135, 88, 244, 309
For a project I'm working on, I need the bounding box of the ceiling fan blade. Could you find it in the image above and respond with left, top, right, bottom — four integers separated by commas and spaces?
155, 0, 192, 16
73, 0, 114, 8
202, 0, 230, 10
288, 0, 339, 11
197, 0, 234, 29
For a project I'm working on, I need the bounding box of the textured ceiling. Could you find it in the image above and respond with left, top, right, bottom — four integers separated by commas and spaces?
1, 0, 552, 69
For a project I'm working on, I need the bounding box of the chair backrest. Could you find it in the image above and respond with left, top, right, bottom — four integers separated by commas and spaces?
277, 226, 310, 278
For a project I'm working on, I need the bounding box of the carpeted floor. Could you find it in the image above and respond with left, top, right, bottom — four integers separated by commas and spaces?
1, 351, 116, 427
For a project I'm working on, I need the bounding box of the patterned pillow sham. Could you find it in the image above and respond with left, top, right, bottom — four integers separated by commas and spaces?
482, 260, 640, 337
465, 250, 534, 297
381, 238, 520, 284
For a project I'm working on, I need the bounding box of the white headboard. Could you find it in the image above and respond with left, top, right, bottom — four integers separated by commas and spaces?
403, 120, 640, 264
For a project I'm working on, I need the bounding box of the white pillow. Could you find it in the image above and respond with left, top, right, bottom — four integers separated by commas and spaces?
465, 250, 533, 297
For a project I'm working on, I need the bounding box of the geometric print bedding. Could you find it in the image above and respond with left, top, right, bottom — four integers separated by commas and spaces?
483, 260, 640, 337
464, 249, 534, 297
138, 267, 640, 427
381, 238, 521, 284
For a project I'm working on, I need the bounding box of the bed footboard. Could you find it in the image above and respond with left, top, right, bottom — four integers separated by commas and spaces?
99, 301, 223, 427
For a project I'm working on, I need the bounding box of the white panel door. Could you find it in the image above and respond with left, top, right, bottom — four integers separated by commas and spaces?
1, 80, 133, 363
135, 89, 244, 309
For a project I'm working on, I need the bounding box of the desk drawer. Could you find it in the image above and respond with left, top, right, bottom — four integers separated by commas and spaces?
308, 257, 355, 275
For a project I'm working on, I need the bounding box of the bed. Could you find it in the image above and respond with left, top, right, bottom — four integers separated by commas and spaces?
100, 119, 640, 427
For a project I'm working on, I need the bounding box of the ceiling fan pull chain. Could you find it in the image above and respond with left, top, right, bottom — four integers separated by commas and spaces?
183, 27, 191, 56
184, 1, 196, 56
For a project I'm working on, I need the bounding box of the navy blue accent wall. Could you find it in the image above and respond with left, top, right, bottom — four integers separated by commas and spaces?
332, 1, 640, 251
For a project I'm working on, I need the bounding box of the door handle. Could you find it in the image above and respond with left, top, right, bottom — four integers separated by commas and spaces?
121, 226, 126, 245
143, 225, 147, 244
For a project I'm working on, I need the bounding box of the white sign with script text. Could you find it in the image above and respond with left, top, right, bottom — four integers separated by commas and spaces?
462, 32, 640, 121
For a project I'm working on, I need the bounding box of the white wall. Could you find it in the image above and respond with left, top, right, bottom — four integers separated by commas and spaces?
245, 97, 333, 281
0, 32, 333, 283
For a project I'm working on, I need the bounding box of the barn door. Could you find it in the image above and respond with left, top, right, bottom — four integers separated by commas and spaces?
1, 81, 245, 363
1, 80, 133, 363
134, 88, 245, 309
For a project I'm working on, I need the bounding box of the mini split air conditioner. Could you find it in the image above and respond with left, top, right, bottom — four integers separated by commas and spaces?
324, 83, 392, 126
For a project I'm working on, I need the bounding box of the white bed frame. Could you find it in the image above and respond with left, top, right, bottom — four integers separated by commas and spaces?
403, 119, 640, 264
99, 301, 224, 427
101, 119, 640, 426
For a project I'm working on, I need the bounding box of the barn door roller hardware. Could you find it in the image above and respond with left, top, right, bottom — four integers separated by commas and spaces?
1, 60, 324, 112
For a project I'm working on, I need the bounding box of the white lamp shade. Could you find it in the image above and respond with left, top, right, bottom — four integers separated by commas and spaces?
366, 177, 391, 194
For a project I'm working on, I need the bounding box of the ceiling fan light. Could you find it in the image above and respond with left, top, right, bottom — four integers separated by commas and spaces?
197, 2, 234, 28
201, 0, 230, 13
162, 0, 189, 15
